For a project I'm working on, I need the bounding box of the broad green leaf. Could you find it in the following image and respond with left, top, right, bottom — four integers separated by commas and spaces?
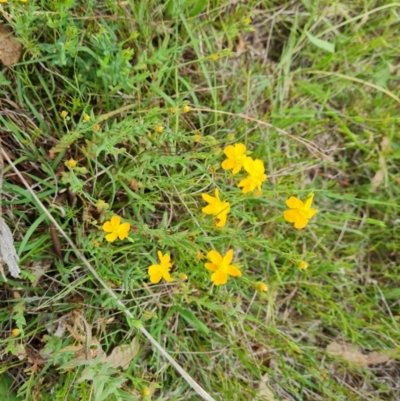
305, 31, 335, 53
174, 306, 210, 335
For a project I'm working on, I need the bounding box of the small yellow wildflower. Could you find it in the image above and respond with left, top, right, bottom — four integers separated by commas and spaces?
221, 143, 248, 174
283, 193, 318, 229
179, 273, 188, 280
255, 282, 267, 292
142, 388, 150, 396
60, 110, 68, 118
92, 240, 100, 247
196, 251, 204, 261
66, 158, 77, 168
299, 261, 308, 270
102, 216, 130, 242
148, 251, 173, 284
193, 131, 202, 143
169, 107, 176, 114
95, 199, 109, 211
155, 125, 164, 133
83, 114, 90, 122
213, 147, 222, 156
182, 105, 191, 113
204, 249, 241, 286
242, 17, 252, 25
210, 54, 219, 61
11, 329, 20, 336
237, 157, 267, 194
201, 188, 231, 228
93, 124, 100, 131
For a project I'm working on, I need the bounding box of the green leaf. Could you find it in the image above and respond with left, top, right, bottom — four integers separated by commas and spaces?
383, 288, 400, 300
174, 306, 210, 335
305, 31, 335, 53
0, 375, 21, 401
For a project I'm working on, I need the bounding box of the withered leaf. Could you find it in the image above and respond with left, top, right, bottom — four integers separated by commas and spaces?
0, 25, 22, 66
326, 341, 391, 366
105, 337, 140, 370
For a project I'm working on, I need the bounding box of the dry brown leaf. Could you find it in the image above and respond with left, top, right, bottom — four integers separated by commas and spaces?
370, 169, 385, 193
0, 25, 22, 66
380, 137, 392, 154
256, 373, 277, 401
105, 337, 140, 370
30, 259, 52, 286
326, 341, 391, 367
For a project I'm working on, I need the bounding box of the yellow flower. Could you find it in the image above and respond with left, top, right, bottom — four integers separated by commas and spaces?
169, 107, 176, 114
283, 193, 318, 229
93, 124, 100, 131
11, 329, 20, 336
237, 157, 267, 194
210, 54, 219, 61
179, 273, 188, 280
221, 143, 247, 174
142, 388, 150, 396
92, 240, 100, 247
196, 251, 204, 260
102, 216, 130, 242
66, 158, 77, 168
60, 110, 68, 118
83, 114, 90, 122
96, 199, 109, 211
182, 105, 191, 113
155, 125, 163, 133
201, 188, 231, 228
193, 131, 202, 143
148, 251, 173, 284
255, 282, 267, 292
299, 260, 308, 270
204, 249, 241, 286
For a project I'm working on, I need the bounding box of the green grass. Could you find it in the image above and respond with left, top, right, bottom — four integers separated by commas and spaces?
0, 0, 399, 400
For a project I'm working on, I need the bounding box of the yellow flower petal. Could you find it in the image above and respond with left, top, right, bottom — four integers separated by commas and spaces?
307, 208, 318, 218
202, 193, 217, 204
163, 271, 173, 282
110, 215, 121, 227
221, 159, 235, 171
118, 222, 130, 239
294, 215, 309, 229
204, 263, 217, 272
102, 221, 113, 232
227, 265, 241, 277
211, 270, 228, 286
105, 232, 118, 242
161, 253, 171, 266
304, 192, 315, 209
150, 272, 163, 284
223, 145, 236, 159
223, 249, 234, 265
283, 209, 299, 223
202, 204, 217, 215
235, 143, 246, 155
286, 196, 304, 209
207, 250, 223, 264
148, 264, 161, 276
214, 212, 228, 227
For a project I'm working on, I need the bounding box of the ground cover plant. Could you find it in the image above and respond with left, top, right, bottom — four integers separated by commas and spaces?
0, 0, 399, 400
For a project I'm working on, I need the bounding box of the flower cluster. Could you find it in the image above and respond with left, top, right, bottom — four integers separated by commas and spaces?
221, 143, 267, 195
99, 136, 317, 289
